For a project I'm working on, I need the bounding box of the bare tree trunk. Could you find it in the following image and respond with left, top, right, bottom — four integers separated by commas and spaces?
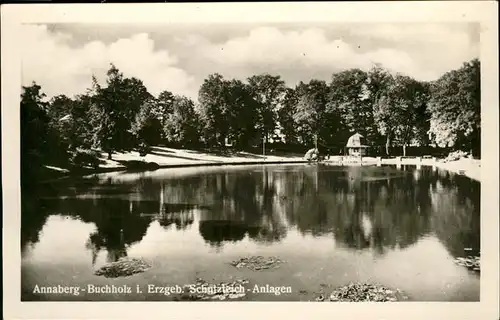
403, 144, 407, 157
385, 134, 391, 156
262, 133, 266, 156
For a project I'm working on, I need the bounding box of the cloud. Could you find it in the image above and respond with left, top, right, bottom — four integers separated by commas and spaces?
20, 25, 197, 99
349, 23, 479, 77
201, 25, 478, 82
20, 23, 479, 103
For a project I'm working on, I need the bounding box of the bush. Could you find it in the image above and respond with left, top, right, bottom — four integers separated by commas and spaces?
138, 142, 155, 157
443, 150, 469, 163
121, 160, 159, 171
304, 148, 319, 161
70, 149, 101, 169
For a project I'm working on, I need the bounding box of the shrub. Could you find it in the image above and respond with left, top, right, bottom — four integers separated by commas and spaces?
70, 148, 101, 169
121, 160, 159, 171
443, 150, 469, 163
138, 143, 151, 157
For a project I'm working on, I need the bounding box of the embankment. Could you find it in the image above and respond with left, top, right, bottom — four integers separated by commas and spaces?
39, 147, 481, 183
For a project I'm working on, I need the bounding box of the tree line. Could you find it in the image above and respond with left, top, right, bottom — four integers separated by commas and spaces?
21, 59, 480, 179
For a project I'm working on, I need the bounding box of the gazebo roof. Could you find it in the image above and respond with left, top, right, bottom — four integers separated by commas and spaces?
346, 133, 368, 148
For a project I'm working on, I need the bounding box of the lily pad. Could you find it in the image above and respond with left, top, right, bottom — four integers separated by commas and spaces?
453, 255, 480, 273
94, 257, 151, 278
317, 283, 408, 302
230, 256, 285, 271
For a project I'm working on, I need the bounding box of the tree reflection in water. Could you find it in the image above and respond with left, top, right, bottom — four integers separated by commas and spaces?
158, 211, 194, 230
21, 164, 480, 261
197, 167, 288, 247
82, 199, 196, 264
429, 169, 480, 258
21, 197, 50, 257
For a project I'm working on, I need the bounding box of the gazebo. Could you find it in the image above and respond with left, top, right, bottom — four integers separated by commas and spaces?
346, 133, 369, 157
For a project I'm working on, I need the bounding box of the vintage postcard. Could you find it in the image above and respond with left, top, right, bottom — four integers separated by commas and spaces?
2, 2, 498, 319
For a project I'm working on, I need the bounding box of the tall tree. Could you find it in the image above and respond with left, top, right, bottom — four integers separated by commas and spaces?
247, 74, 286, 144
90, 64, 152, 159
365, 65, 394, 152
277, 87, 299, 144
369, 67, 396, 155
327, 69, 373, 143
163, 96, 200, 147
197, 73, 230, 146
293, 80, 329, 146
155, 90, 175, 140
71, 94, 95, 149
121, 77, 152, 122
20, 82, 51, 185
411, 81, 432, 148
47, 95, 73, 125
428, 59, 480, 156
130, 99, 163, 151
47, 94, 74, 151
156, 90, 175, 115
225, 79, 259, 149
373, 74, 430, 156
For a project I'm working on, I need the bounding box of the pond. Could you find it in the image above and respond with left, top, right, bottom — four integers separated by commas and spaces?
21, 164, 480, 301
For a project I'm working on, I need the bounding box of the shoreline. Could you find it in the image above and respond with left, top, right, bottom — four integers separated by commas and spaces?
38, 158, 309, 184
326, 156, 480, 181
39, 149, 481, 184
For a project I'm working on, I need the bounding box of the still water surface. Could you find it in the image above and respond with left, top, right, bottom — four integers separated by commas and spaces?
21, 164, 480, 301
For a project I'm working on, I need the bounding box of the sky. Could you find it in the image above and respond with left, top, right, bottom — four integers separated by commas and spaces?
20, 22, 479, 102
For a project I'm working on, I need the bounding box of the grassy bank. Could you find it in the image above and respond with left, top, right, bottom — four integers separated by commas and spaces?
38, 146, 307, 184
100, 146, 306, 168
38, 146, 481, 183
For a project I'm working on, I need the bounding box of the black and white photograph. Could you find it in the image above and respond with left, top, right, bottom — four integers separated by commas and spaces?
2, 2, 499, 320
